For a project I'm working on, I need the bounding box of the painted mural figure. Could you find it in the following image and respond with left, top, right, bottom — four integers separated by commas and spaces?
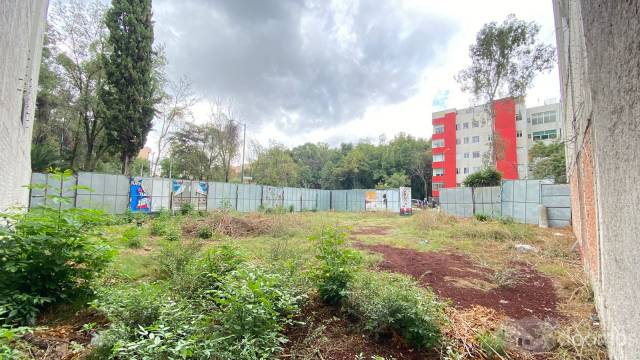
129, 177, 150, 213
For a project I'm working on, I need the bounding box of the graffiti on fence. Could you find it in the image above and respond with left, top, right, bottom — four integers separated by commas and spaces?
130, 177, 150, 213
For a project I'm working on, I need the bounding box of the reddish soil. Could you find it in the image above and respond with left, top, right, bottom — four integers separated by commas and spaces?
357, 243, 559, 320
282, 298, 438, 359
351, 226, 391, 235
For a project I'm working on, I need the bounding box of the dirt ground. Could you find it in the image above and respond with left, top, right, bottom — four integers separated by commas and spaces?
357, 243, 559, 320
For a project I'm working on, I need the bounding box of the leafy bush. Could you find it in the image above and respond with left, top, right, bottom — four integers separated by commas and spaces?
474, 213, 490, 222
0, 207, 114, 325
463, 168, 502, 187
163, 225, 181, 241
476, 329, 508, 359
344, 271, 447, 349
179, 203, 193, 215
121, 226, 142, 248
311, 227, 361, 305
0, 325, 31, 359
198, 226, 213, 239
155, 241, 202, 279
149, 220, 166, 236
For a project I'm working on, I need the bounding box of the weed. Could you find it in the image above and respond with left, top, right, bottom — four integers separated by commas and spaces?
345, 271, 447, 349
416, 210, 457, 229
552, 320, 607, 360
474, 213, 490, 222
197, 226, 213, 239
163, 225, 181, 241
121, 226, 142, 248
155, 241, 202, 279
179, 202, 193, 215
311, 226, 361, 305
149, 220, 166, 236
476, 329, 508, 359
491, 267, 523, 288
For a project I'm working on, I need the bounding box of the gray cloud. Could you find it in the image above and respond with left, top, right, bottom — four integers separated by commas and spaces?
154, 0, 454, 132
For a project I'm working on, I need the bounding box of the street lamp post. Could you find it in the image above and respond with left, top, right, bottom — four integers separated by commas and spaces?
240, 122, 246, 184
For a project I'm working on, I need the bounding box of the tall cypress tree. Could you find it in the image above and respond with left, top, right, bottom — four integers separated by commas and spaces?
100, 0, 155, 175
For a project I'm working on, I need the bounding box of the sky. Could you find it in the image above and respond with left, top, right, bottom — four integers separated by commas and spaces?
150, 0, 560, 150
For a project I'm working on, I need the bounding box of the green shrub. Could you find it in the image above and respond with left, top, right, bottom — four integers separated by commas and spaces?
344, 271, 447, 349
312, 227, 361, 305
197, 226, 213, 239
474, 213, 490, 222
476, 329, 508, 359
288, 205, 295, 213
179, 203, 193, 215
0, 325, 31, 359
463, 168, 502, 187
0, 207, 114, 325
163, 225, 181, 241
149, 220, 166, 236
155, 241, 202, 279
121, 226, 142, 248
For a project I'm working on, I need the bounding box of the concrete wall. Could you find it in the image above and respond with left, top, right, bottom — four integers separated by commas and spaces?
0, 1, 49, 210
554, 1, 640, 358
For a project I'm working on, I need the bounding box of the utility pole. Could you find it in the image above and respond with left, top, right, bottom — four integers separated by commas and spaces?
240, 123, 246, 184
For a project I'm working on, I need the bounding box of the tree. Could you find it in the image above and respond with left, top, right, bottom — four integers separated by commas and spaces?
463, 168, 502, 187
291, 143, 333, 188
529, 141, 566, 183
101, 0, 156, 175
163, 123, 218, 180
410, 148, 432, 199
37, 0, 111, 170
376, 172, 409, 189
456, 14, 555, 164
208, 101, 241, 182
152, 76, 197, 175
251, 143, 300, 187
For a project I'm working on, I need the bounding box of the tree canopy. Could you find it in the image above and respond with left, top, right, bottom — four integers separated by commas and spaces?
529, 141, 567, 183
462, 168, 502, 187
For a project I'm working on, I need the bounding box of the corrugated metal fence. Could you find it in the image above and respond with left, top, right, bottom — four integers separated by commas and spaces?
439, 180, 571, 228
28, 172, 402, 214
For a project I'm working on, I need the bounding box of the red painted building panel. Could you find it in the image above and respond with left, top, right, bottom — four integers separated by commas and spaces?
494, 99, 518, 180
431, 112, 456, 197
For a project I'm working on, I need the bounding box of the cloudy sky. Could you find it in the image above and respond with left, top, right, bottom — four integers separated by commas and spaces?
151, 0, 560, 148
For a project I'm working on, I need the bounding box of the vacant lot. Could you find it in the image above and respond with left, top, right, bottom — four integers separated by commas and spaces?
9, 210, 606, 359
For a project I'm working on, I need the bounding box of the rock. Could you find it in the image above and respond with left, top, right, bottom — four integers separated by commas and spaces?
420, 239, 429, 245
515, 244, 537, 253
499, 299, 509, 304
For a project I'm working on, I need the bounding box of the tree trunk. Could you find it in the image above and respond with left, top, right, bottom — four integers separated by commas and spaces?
122, 154, 130, 176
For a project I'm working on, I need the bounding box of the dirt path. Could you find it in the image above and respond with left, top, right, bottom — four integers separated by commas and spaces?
357, 243, 558, 320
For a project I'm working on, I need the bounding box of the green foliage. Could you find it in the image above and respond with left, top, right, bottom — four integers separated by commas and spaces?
463, 168, 502, 187
0, 325, 32, 359
149, 220, 166, 236
345, 271, 446, 349
474, 213, 490, 222
476, 329, 508, 359
251, 142, 301, 187
180, 202, 193, 215
155, 241, 201, 279
121, 226, 142, 248
529, 141, 567, 183
376, 172, 409, 189
0, 207, 114, 325
91, 243, 303, 359
101, 0, 156, 173
311, 227, 361, 305
197, 227, 213, 239
164, 225, 181, 242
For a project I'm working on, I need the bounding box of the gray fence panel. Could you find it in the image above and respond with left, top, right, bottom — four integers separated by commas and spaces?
331, 190, 347, 211
262, 186, 284, 209
548, 208, 572, 221
542, 184, 570, 196
317, 190, 331, 211
549, 220, 571, 228
542, 196, 571, 208
237, 184, 261, 212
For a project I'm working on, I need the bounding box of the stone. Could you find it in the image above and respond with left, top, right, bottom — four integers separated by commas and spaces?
515, 244, 537, 253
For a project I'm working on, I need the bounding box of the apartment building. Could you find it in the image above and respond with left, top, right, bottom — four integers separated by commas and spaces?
431, 97, 561, 197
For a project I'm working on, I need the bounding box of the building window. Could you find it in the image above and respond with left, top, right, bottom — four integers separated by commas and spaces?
532, 129, 558, 140
516, 112, 522, 121
433, 153, 444, 162
456, 123, 460, 131
463, 137, 469, 144
472, 121, 479, 128
456, 168, 460, 174
434, 125, 444, 134
530, 111, 557, 125
456, 138, 461, 145
488, 134, 492, 141
472, 166, 481, 173
434, 168, 444, 176
463, 168, 469, 174
516, 130, 523, 137
463, 122, 469, 129
433, 182, 443, 190
472, 136, 480, 143
463, 152, 470, 159
472, 151, 480, 158
432, 139, 445, 148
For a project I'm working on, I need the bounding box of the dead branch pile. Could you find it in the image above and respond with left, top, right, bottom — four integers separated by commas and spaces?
181, 211, 284, 238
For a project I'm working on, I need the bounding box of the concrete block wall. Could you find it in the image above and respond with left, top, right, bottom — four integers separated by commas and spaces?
554, 1, 640, 357
0, 0, 49, 210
